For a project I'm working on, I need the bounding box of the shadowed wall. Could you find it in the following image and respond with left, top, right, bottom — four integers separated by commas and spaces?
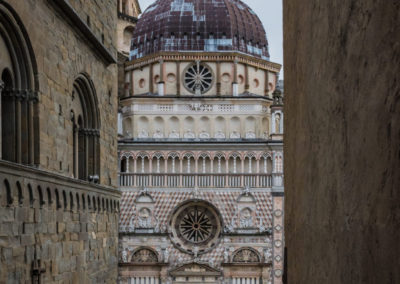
284, 0, 400, 283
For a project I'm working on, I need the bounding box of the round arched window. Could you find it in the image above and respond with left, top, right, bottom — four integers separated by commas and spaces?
183, 62, 214, 95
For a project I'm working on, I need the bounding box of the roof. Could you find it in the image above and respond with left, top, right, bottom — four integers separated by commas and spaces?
130, 0, 269, 60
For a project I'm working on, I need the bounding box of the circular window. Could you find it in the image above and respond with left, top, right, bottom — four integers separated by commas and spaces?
169, 200, 222, 255
183, 62, 214, 94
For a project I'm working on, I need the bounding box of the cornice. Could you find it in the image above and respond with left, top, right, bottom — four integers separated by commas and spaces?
125, 51, 282, 73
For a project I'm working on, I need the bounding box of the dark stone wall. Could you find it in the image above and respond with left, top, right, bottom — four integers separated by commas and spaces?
283, 1, 400, 283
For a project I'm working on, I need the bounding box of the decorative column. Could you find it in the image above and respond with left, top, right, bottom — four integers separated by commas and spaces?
15, 91, 22, 163
124, 71, 131, 97
176, 61, 181, 96
216, 61, 221, 96
158, 59, 165, 96
245, 63, 250, 92
149, 63, 154, 94
264, 70, 270, 97
232, 59, 239, 96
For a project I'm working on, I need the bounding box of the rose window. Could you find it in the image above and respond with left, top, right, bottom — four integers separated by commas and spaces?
169, 201, 222, 255
184, 62, 214, 94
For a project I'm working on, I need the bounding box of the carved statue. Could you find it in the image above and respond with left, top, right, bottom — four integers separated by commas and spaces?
199, 130, 210, 139
184, 129, 195, 139
245, 131, 256, 139
263, 247, 272, 263
240, 208, 253, 228
138, 208, 152, 228
230, 131, 240, 139
224, 247, 230, 263
138, 130, 149, 138
169, 130, 179, 138
163, 248, 169, 263
215, 130, 225, 139
121, 248, 128, 263
275, 113, 281, 133
153, 129, 164, 138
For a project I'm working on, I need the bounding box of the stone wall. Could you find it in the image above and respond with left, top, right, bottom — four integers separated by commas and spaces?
0, 161, 120, 283
284, 1, 400, 283
5, 0, 118, 186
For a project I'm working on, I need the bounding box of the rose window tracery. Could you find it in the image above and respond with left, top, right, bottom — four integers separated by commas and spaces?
170, 201, 222, 254
184, 62, 214, 95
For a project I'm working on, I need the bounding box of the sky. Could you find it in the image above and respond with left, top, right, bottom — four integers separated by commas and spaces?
137, 0, 283, 69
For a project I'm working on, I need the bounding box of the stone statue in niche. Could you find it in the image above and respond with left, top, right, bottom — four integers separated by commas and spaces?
153, 129, 164, 138
184, 129, 195, 139
138, 208, 152, 228
124, 131, 132, 138
240, 208, 253, 228
263, 131, 269, 139
199, 130, 210, 139
245, 131, 256, 139
230, 131, 240, 139
263, 247, 272, 263
121, 248, 128, 263
163, 248, 170, 263
138, 130, 149, 138
169, 130, 179, 138
275, 113, 281, 133
224, 247, 230, 263
215, 130, 225, 139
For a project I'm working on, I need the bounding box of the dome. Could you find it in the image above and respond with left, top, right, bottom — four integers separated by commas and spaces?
130, 0, 269, 60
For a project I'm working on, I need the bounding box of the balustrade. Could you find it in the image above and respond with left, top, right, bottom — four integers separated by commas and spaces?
119, 172, 280, 188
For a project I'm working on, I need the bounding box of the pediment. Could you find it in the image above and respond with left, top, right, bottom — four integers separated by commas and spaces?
170, 262, 221, 277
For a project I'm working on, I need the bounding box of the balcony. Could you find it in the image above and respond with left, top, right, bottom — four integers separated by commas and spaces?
118, 173, 283, 188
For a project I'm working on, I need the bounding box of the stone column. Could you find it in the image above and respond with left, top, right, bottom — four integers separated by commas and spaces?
158, 59, 165, 96
217, 61, 221, 96
264, 70, 269, 97
15, 91, 22, 163
125, 71, 131, 97
232, 59, 239, 96
28, 93, 35, 165
245, 64, 250, 92
149, 63, 154, 94
176, 61, 181, 96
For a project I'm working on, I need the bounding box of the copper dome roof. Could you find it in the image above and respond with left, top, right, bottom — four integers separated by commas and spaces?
130, 0, 270, 60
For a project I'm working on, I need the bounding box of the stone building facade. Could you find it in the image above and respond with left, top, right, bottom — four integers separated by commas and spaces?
118, 0, 284, 283
0, 0, 120, 283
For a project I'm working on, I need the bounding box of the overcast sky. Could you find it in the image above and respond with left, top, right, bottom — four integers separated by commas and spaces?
138, 0, 283, 69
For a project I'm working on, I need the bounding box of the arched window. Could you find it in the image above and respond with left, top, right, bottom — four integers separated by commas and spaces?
4, 179, 13, 206
0, 2, 39, 165
71, 74, 100, 182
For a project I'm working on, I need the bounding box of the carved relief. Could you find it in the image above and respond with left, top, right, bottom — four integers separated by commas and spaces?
184, 130, 195, 138
169, 130, 179, 138
131, 248, 158, 263
153, 129, 164, 138
239, 208, 253, 228
232, 248, 260, 263
138, 130, 149, 138
138, 208, 152, 228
